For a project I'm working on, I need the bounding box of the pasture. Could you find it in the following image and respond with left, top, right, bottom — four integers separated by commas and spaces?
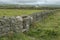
0, 9, 60, 40
0, 9, 43, 16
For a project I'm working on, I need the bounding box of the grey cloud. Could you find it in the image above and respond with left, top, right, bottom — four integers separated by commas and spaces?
0, 0, 60, 5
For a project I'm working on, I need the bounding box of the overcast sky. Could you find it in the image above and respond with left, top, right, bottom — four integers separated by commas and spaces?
0, 0, 60, 5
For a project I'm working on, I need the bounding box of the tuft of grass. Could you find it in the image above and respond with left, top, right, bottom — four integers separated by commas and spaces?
0, 33, 32, 40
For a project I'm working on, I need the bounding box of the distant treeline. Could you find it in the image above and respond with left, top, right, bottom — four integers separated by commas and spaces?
0, 5, 60, 10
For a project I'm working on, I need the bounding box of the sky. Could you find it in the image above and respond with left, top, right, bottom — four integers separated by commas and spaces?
0, 0, 60, 5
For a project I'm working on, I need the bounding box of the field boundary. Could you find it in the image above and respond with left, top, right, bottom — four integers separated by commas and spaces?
0, 10, 59, 37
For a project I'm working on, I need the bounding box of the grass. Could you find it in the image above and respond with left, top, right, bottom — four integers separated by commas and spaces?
0, 9, 43, 16
0, 9, 60, 40
26, 11, 60, 40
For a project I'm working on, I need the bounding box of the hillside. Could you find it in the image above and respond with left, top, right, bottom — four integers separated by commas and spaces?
0, 4, 60, 9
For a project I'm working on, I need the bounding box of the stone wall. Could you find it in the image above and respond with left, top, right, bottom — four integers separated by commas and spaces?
0, 10, 56, 37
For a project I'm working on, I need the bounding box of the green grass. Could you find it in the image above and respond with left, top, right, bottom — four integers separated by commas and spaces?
26, 11, 60, 40
0, 9, 60, 40
0, 9, 43, 16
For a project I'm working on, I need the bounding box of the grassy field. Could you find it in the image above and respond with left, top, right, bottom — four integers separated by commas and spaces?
0, 9, 44, 16
0, 9, 60, 40
26, 11, 60, 40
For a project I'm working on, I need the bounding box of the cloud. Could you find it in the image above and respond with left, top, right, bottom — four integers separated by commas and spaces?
0, 0, 16, 4
46, 0, 60, 4
0, 0, 60, 5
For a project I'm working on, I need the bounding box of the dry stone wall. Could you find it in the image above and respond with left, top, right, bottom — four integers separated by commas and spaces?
0, 10, 56, 37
